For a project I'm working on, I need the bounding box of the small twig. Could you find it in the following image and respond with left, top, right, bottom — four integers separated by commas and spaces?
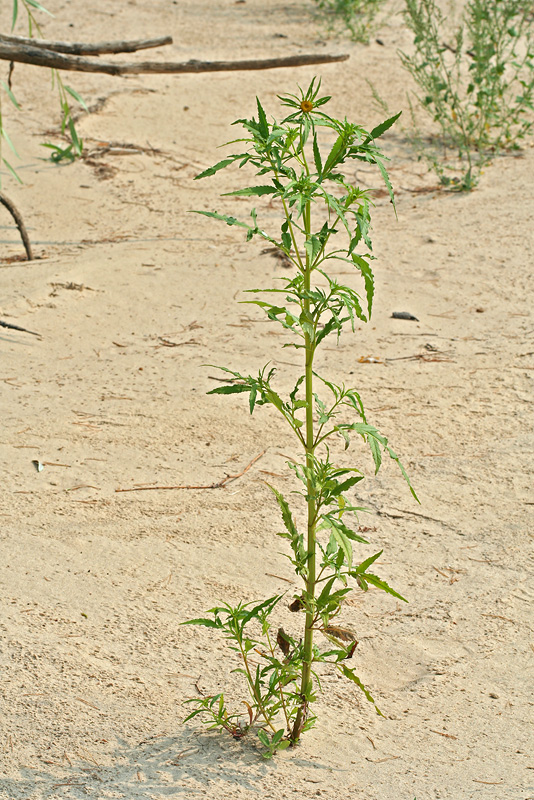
0, 193, 33, 260
115, 451, 265, 492
430, 729, 457, 740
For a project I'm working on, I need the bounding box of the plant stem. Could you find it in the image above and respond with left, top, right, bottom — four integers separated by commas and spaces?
291, 198, 316, 744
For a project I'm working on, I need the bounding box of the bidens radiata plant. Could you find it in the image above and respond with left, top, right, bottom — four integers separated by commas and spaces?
183, 79, 417, 756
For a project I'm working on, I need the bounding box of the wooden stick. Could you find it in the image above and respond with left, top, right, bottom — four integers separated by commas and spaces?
0, 34, 172, 56
115, 451, 265, 492
0, 193, 33, 260
0, 44, 349, 75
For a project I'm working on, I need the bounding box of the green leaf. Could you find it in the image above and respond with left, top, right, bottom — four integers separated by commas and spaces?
339, 665, 383, 715
11, 0, 18, 30
313, 133, 323, 176
321, 518, 352, 569
256, 97, 269, 139
361, 572, 408, 602
223, 185, 276, 197
195, 156, 244, 180
323, 133, 346, 175
353, 550, 383, 574
64, 85, 88, 111
207, 384, 251, 396
351, 254, 374, 319
25, 0, 53, 13
180, 617, 221, 628
257, 729, 270, 747
1, 127, 19, 157
268, 485, 299, 542
2, 157, 22, 183
364, 111, 402, 144
1, 81, 20, 109
68, 118, 82, 155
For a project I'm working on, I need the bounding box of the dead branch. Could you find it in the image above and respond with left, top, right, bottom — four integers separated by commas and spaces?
115, 451, 265, 493
0, 34, 173, 55
0, 44, 349, 75
0, 193, 33, 260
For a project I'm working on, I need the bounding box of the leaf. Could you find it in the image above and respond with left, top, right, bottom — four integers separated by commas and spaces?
256, 97, 269, 139
323, 624, 357, 642
25, 0, 53, 13
323, 133, 346, 175
1, 81, 20, 109
352, 550, 383, 574
257, 729, 270, 748
361, 572, 408, 602
375, 157, 396, 213
364, 111, 402, 144
180, 617, 221, 628
339, 665, 383, 715
268, 485, 299, 542
68, 118, 82, 155
195, 156, 243, 180
207, 384, 251, 396
351, 254, 374, 319
313, 133, 323, 176
223, 185, 276, 197
64, 85, 88, 110
2, 157, 22, 183
11, 0, 18, 30
276, 627, 291, 657
1, 127, 19, 157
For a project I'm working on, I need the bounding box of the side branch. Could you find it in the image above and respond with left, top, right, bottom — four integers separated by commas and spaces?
0, 34, 173, 56
0, 45, 349, 74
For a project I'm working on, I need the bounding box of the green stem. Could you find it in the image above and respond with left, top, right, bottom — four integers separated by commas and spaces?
237, 637, 278, 734
291, 197, 316, 744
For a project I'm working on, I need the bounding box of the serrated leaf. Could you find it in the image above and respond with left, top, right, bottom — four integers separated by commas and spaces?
353, 550, 383, 574
323, 133, 346, 175
207, 384, 251, 396
195, 156, 244, 180
351, 254, 374, 319
256, 97, 269, 139
223, 185, 276, 197
364, 111, 402, 144
361, 572, 408, 602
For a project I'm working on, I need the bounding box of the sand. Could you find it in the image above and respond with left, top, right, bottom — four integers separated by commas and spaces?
0, 1, 533, 798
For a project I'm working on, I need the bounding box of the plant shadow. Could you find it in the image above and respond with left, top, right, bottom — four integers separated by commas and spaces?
0, 726, 334, 798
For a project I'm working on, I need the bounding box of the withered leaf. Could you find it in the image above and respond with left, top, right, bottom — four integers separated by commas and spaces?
276, 627, 291, 657
288, 596, 304, 612
345, 640, 358, 659
323, 624, 357, 642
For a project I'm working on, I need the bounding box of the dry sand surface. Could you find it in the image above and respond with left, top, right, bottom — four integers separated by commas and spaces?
1, 1, 533, 798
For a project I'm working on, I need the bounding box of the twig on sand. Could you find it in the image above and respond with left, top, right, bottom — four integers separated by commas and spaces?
115, 451, 266, 493
0, 193, 33, 260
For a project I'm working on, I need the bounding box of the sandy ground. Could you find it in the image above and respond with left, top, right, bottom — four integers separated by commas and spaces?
0, 1, 533, 798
